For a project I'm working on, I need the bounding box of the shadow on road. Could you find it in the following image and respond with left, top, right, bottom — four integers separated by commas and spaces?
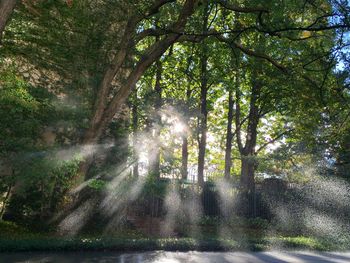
1, 251, 350, 263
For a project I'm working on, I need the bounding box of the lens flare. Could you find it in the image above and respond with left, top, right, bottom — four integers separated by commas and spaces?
173, 122, 185, 134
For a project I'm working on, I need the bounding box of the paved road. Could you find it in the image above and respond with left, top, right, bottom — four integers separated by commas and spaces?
1, 251, 350, 263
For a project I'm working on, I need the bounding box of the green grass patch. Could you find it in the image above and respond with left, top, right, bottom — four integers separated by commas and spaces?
0, 235, 348, 252
276, 236, 327, 250
1, 221, 349, 252
267, 236, 350, 251
0, 238, 243, 252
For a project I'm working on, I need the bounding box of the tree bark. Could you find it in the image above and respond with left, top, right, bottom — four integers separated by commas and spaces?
239, 79, 261, 193
224, 89, 234, 179
149, 58, 162, 178
181, 88, 191, 180
181, 46, 194, 180
181, 135, 188, 180
132, 90, 139, 177
0, 184, 12, 219
197, 0, 209, 187
0, 0, 17, 43
240, 155, 256, 193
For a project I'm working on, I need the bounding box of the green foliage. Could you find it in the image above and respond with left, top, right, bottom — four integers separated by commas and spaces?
0, 67, 42, 153
141, 177, 170, 198
198, 216, 220, 226
0, 220, 32, 238
245, 218, 269, 230
88, 179, 106, 190
7, 153, 81, 222
226, 216, 269, 230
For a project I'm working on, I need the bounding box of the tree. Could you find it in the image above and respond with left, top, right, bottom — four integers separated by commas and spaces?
148, 58, 163, 178
224, 86, 234, 179
181, 49, 195, 181
131, 90, 139, 177
77, 0, 198, 182
0, 0, 17, 43
3, 0, 199, 183
2, 0, 349, 226
197, 0, 209, 187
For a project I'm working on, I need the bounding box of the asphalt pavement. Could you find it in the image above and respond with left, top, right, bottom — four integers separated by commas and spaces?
1, 251, 350, 263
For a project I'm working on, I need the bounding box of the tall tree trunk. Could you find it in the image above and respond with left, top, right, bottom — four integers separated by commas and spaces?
240, 155, 256, 192
197, 54, 208, 186
234, 73, 261, 219
181, 45, 194, 181
224, 89, 234, 179
197, 0, 209, 187
149, 58, 162, 178
239, 79, 261, 193
181, 73, 193, 180
132, 90, 139, 177
0, 184, 12, 219
181, 135, 188, 180
0, 0, 17, 43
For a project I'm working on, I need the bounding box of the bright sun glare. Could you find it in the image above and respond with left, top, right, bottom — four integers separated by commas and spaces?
173, 122, 185, 134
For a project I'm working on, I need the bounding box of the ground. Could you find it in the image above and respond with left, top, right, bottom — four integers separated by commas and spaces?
1, 251, 350, 263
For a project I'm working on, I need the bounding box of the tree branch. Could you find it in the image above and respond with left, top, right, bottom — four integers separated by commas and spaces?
256, 128, 294, 153
214, 0, 268, 13
98, 0, 198, 137
235, 84, 244, 153
144, 0, 176, 18
216, 34, 288, 72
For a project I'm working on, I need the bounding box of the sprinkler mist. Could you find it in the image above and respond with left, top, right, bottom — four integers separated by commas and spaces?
50, 105, 350, 250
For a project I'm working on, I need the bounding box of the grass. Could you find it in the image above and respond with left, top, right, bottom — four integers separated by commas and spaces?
0, 238, 242, 252
268, 236, 328, 250
0, 220, 348, 252
0, 236, 342, 253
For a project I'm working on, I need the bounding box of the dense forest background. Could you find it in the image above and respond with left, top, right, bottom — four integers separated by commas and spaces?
0, 0, 350, 243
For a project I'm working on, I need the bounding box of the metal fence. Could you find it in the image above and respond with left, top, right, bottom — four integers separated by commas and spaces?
132, 181, 282, 219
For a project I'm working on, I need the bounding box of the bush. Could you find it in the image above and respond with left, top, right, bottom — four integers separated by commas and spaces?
4, 154, 81, 224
